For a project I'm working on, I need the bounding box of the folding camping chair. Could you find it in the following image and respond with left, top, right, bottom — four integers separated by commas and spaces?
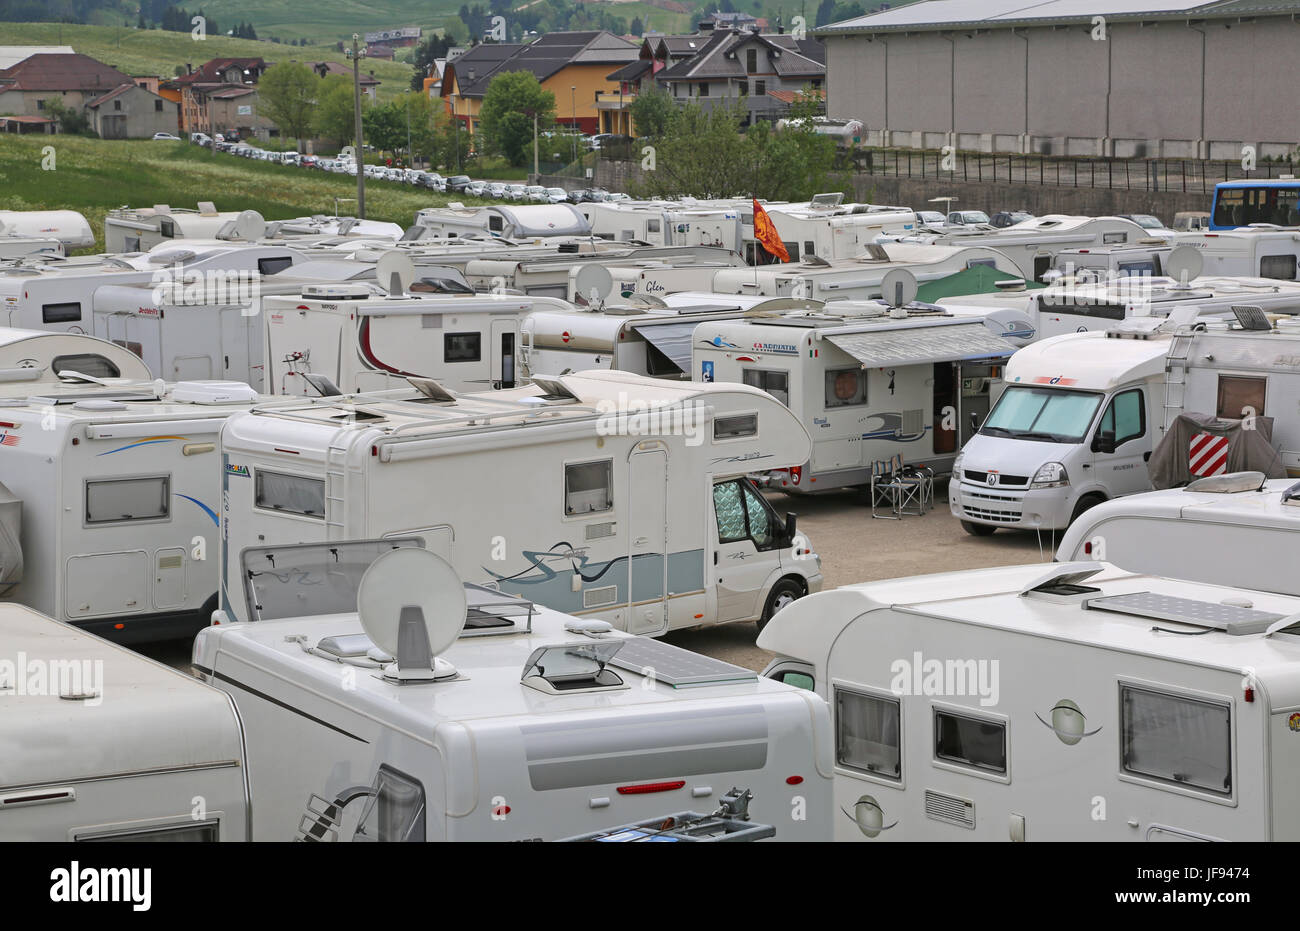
870, 458, 908, 519
888, 453, 928, 516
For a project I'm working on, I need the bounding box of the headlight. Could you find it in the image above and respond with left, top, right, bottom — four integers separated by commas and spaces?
951, 451, 964, 477
1030, 461, 1069, 488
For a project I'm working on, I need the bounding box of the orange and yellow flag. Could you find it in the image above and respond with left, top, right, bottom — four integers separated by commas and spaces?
752, 198, 790, 263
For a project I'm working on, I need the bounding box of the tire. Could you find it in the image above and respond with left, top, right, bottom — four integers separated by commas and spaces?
1069, 493, 1106, 526
757, 577, 806, 633
961, 520, 996, 537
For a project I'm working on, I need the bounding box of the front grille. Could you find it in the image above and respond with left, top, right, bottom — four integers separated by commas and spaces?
964, 470, 1030, 486
957, 487, 1023, 523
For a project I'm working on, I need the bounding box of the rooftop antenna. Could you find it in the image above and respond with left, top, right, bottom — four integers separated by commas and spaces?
356, 547, 467, 682
572, 263, 614, 309
1164, 245, 1203, 290
376, 250, 416, 296
880, 267, 918, 318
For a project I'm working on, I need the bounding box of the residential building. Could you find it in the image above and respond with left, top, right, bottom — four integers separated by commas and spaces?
0, 53, 133, 117
308, 61, 381, 100
364, 27, 422, 48
0, 46, 73, 70
166, 58, 267, 134
84, 82, 179, 138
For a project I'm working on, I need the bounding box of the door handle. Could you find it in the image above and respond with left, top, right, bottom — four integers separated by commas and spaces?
713, 552, 718, 565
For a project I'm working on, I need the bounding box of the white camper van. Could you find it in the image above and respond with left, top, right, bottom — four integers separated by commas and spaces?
950, 324, 1173, 534
710, 243, 1020, 301
1050, 242, 1173, 281
194, 541, 832, 842
580, 200, 745, 252
0, 210, 95, 251
758, 561, 1300, 841
1175, 227, 1300, 280
0, 603, 248, 841
218, 371, 823, 635
692, 301, 1031, 492
0, 377, 264, 643
1058, 473, 1300, 596
461, 245, 745, 299
761, 197, 918, 264
413, 203, 592, 241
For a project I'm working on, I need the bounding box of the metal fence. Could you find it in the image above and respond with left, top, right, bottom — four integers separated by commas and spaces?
855, 149, 1298, 194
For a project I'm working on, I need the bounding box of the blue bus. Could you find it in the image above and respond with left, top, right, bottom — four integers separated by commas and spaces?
1211, 179, 1300, 229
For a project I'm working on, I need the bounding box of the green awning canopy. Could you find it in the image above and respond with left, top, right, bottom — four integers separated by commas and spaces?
915, 264, 1044, 302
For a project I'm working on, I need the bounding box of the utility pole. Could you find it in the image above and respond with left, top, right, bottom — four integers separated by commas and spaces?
347, 34, 367, 217
533, 111, 539, 179
571, 85, 577, 166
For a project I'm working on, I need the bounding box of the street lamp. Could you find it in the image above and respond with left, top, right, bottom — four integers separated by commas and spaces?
345, 34, 367, 217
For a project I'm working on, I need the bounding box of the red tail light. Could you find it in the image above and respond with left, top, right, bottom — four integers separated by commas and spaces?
786, 775, 803, 785
617, 780, 685, 795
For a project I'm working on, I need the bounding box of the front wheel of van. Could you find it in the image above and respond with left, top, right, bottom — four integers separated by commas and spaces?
961, 520, 996, 537
757, 578, 806, 634
1069, 493, 1106, 526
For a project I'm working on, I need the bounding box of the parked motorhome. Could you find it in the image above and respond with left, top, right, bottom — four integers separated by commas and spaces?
1050, 243, 1173, 281
580, 201, 745, 252
1174, 227, 1300, 280
1, 603, 248, 841
105, 204, 401, 253
1058, 473, 1300, 595
761, 197, 918, 264
949, 323, 1175, 534
522, 296, 822, 379
0, 230, 63, 261
692, 302, 1031, 492
758, 561, 1300, 841
461, 245, 746, 299
0, 377, 265, 643
93, 259, 376, 392
219, 371, 823, 636
0, 210, 95, 251
711, 243, 1020, 301
195, 540, 832, 841
413, 203, 592, 241
0, 327, 151, 383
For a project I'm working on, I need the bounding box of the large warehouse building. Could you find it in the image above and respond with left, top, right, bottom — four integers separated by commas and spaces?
819, 0, 1300, 159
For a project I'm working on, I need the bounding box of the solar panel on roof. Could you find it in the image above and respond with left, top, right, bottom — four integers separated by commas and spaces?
607, 637, 757, 687
1083, 591, 1284, 635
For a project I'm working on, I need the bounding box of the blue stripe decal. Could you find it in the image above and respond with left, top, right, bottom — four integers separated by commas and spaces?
97, 439, 177, 456
176, 493, 219, 527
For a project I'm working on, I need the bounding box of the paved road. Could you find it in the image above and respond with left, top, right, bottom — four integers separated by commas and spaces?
142, 480, 1057, 675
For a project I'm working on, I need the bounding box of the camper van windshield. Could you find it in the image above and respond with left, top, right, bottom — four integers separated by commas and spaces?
981, 385, 1103, 443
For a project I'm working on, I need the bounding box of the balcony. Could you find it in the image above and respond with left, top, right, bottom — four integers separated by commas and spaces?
595, 90, 635, 110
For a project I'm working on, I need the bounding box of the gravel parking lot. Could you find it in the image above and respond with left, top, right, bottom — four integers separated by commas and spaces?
143, 479, 1059, 675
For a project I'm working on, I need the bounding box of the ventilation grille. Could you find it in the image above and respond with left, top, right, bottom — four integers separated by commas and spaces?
584, 521, 617, 541
924, 790, 975, 829
901, 408, 924, 436
157, 555, 184, 570
421, 314, 442, 329
582, 585, 619, 609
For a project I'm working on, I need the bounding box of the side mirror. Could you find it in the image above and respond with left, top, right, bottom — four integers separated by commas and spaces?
784, 512, 798, 542
1092, 430, 1116, 454
969, 412, 980, 432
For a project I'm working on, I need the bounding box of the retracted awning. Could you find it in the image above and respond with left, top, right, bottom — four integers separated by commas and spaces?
825, 321, 1016, 368
632, 320, 702, 373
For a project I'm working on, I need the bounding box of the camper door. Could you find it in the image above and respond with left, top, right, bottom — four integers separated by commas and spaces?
490, 317, 518, 389
710, 478, 781, 623
98, 311, 160, 376
1088, 387, 1152, 497
626, 445, 669, 636
220, 305, 261, 390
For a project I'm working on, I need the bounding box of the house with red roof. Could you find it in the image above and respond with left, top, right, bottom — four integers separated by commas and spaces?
0, 52, 133, 118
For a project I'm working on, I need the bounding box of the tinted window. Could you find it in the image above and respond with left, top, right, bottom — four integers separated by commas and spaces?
42, 302, 82, 324
1097, 388, 1145, 447
1259, 254, 1297, 280
742, 369, 789, 406
565, 460, 612, 515
254, 470, 325, 518
825, 367, 867, 408
444, 332, 481, 363
714, 413, 757, 440
258, 256, 294, 276
934, 709, 1006, 774
1217, 375, 1266, 419
53, 354, 120, 379
1121, 685, 1231, 796
86, 476, 170, 524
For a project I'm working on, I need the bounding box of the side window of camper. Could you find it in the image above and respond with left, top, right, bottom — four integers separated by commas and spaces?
85, 475, 170, 525
257, 256, 294, 276
42, 302, 82, 324
1216, 375, 1266, 419
444, 333, 482, 363
488, 215, 504, 233
741, 482, 773, 547
714, 413, 758, 441
77, 821, 219, 842
52, 354, 120, 379
835, 688, 902, 781
254, 470, 325, 519
1120, 685, 1231, 796
565, 460, 613, 515
712, 481, 749, 543
1096, 389, 1145, 447
825, 368, 867, 408
646, 219, 660, 234
712, 479, 781, 550
1259, 254, 1298, 280
742, 369, 789, 406
933, 708, 1007, 775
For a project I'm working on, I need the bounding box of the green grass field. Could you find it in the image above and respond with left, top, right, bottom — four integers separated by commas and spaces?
194, 0, 462, 44
0, 23, 415, 101
0, 136, 455, 252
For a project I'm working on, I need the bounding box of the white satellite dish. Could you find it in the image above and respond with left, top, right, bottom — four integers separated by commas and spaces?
1165, 245, 1203, 287
230, 209, 266, 242
376, 250, 416, 296
572, 264, 614, 307
880, 267, 918, 310
357, 547, 467, 681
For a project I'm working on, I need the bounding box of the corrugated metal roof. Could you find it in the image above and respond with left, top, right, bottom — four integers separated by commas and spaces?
818, 0, 1298, 34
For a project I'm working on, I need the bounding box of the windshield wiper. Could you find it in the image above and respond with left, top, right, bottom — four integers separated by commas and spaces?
980, 425, 1012, 436
1012, 430, 1063, 442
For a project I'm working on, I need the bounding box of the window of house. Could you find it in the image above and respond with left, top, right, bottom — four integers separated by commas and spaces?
85, 476, 171, 525
754, 79, 766, 96
565, 459, 613, 515
254, 470, 325, 518
444, 332, 481, 363
36, 99, 44, 110
742, 368, 789, 406
825, 367, 868, 408
837, 688, 902, 780
934, 708, 1007, 775
1096, 388, 1145, 447
113, 100, 122, 111
698, 82, 709, 97
1216, 375, 1266, 419
155, 99, 164, 112
1121, 685, 1231, 796
746, 49, 758, 72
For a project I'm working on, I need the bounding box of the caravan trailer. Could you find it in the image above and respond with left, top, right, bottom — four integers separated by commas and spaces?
1057, 473, 1300, 595
758, 561, 1300, 841
1174, 227, 1300, 280
194, 540, 831, 841
105, 204, 401, 253
522, 296, 823, 380
0, 377, 265, 643
1, 602, 248, 841
692, 303, 1033, 492
710, 243, 1020, 301
261, 283, 573, 395
218, 371, 823, 636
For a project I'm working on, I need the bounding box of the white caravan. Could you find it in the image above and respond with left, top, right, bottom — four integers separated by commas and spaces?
710, 243, 1020, 301
0, 602, 248, 841
262, 282, 572, 395
0, 210, 95, 252
194, 541, 832, 841
1175, 227, 1300, 280
1050, 242, 1173, 281
949, 323, 1173, 534
105, 203, 401, 253
692, 302, 1032, 491
93, 259, 376, 392
522, 295, 823, 379
762, 196, 918, 264
413, 203, 591, 241
0, 377, 264, 643
0, 327, 151, 383
218, 371, 823, 635
581, 201, 745, 252
1058, 473, 1300, 595
758, 561, 1300, 841
462, 245, 745, 299
0, 230, 63, 261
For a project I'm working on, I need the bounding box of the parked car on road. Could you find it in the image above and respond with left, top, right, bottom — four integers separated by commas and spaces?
446, 175, 472, 193
153, 132, 182, 141
947, 209, 992, 226
506, 183, 527, 201
544, 187, 569, 204
990, 210, 1034, 228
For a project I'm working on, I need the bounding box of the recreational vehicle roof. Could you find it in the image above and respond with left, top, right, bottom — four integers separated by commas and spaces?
1004, 329, 1171, 392
0, 328, 152, 383
1, 602, 244, 789
758, 562, 1300, 708
0, 210, 95, 248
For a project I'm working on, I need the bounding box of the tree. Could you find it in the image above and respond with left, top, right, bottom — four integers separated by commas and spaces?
46, 98, 93, 136
362, 101, 407, 158
479, 71, 555, 166
258, 62, 319, 151
632, 100, 752, 199
409, 31, 460, 91
629, 86, 674, 139
431, 106, 471, 172
314, 74, 361, 146
629, 16, 643, 34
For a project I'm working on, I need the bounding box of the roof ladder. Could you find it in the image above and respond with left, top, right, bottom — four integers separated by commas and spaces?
1161, 330, 1195, 433
323, 440, 352, 540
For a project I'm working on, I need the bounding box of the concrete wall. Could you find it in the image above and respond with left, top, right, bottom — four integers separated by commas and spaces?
87, 86, 179, 139
825, 15, 1300, 157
